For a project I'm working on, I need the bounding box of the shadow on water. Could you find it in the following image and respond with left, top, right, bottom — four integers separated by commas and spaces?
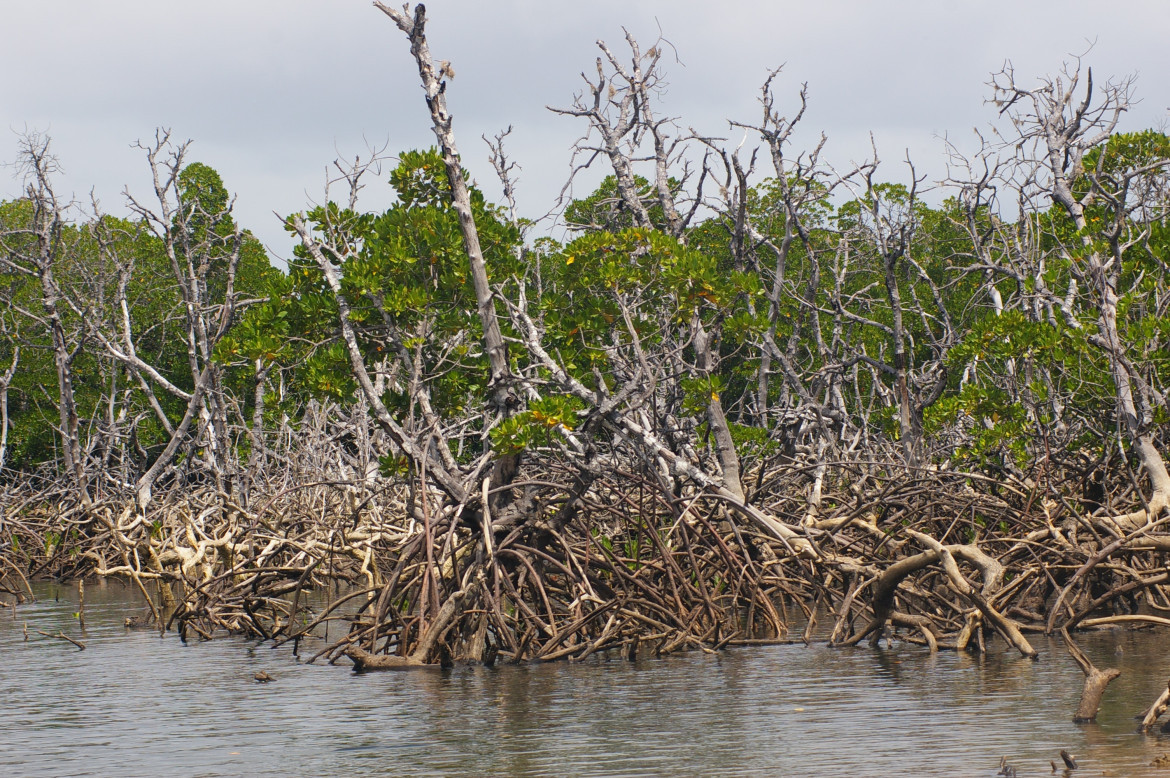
2, 582, 1169, 776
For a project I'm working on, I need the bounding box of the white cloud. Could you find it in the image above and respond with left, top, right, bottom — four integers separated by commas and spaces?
3, 1, 1167, 258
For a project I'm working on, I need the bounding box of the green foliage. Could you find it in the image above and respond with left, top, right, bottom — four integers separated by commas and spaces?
490, 395, 584, 454
270, 149, 523, 453
563, 174, 678, 233
0, 160, 279, 469
681, 375, 726, 416
4, 121, 1168, 503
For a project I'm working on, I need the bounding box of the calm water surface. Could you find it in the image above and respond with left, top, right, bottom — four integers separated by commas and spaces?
2, 581, 1169, 776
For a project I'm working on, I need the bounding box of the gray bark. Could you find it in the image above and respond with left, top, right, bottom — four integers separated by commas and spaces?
374, 3, 513, 414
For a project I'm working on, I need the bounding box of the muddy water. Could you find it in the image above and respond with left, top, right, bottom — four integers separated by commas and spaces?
2, 582, 1169, 777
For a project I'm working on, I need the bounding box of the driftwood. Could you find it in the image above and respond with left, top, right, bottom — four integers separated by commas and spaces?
36, 629, 85, 650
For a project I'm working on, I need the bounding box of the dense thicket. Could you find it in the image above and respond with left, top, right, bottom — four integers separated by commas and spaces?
1, 7, 1168, 717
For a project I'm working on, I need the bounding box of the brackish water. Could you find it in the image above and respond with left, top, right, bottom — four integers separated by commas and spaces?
2, 582, 1169, 777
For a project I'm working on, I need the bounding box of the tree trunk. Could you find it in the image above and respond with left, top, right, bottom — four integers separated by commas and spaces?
374, 3, 512, 412
693, 315, 744, 501
883, 252, 920, 466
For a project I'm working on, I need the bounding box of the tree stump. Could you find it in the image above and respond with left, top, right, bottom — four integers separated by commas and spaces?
1062, 628, 1120, 723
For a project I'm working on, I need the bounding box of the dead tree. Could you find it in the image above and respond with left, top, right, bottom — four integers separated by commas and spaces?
549, 32, 759, 506
550, 31, 703, 238
0, 310, 19, 472
109, 132, 250, 511
0, 134, 93, 507
992, 59, 1170, 528
727, 73, 856, 449
373, 2, 521, 510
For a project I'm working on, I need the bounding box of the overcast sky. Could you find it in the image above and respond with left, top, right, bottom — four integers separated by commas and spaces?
3, 1, 1168, 262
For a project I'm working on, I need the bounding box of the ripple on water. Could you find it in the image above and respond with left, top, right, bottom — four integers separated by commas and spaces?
2, 582, 1169, 776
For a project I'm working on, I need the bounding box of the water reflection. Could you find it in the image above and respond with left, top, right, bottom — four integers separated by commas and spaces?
1, 582, 1168, 776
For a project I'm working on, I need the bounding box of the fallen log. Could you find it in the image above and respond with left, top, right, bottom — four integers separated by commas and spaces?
345, 645, 440, 671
